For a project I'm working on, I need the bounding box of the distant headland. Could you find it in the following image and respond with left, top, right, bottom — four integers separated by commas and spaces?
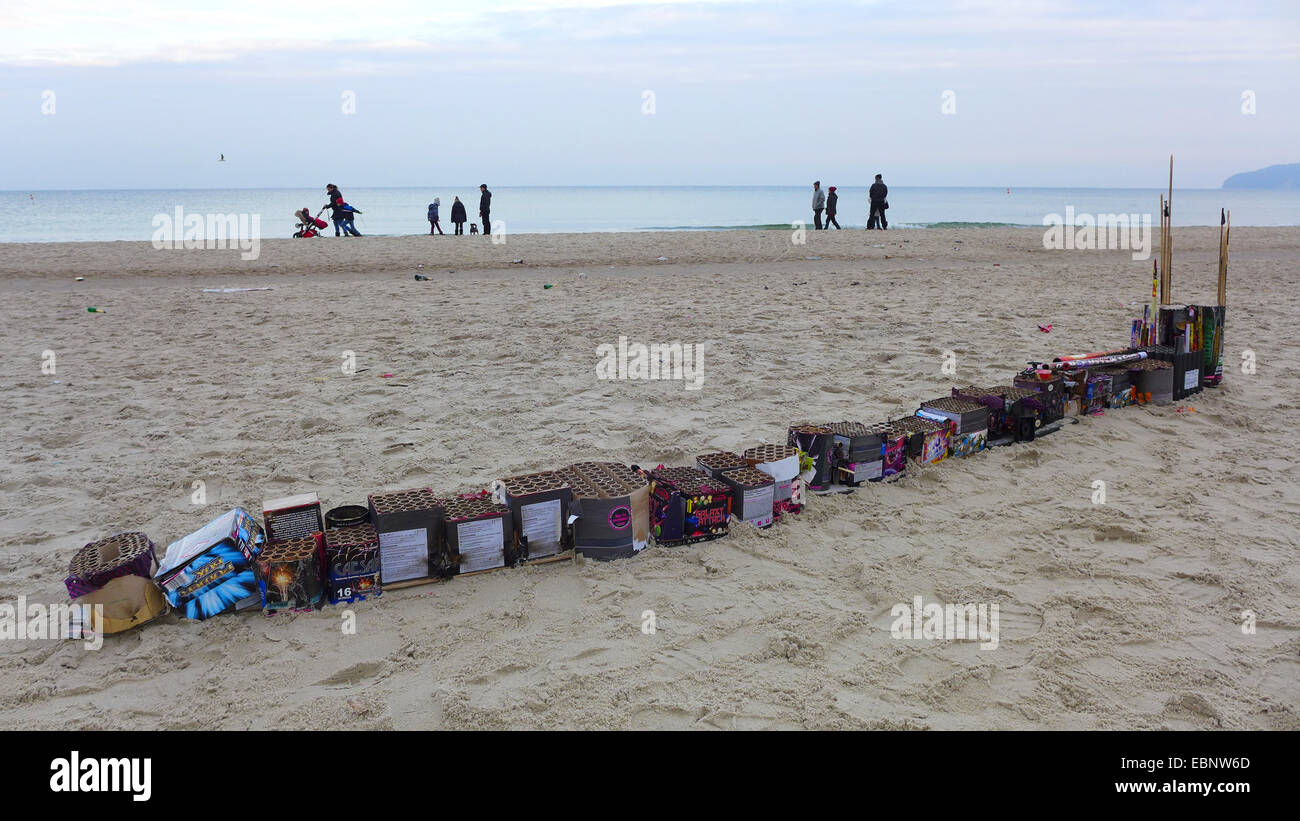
1222, 163, 1300, 189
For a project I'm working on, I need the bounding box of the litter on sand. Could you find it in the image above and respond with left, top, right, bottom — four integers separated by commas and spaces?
202, 287, 274, 293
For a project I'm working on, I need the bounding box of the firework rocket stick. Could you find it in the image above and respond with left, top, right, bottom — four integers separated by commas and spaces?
1149, 258, 1158, 345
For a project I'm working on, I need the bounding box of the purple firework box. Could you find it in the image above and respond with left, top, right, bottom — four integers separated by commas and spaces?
64, 532, 159, 598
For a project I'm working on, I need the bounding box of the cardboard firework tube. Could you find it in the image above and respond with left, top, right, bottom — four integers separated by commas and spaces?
323, 524, 381, 604
441, 495, 514, 574
368, 488, 448, 583
65, 532, 159, 599
648, 466, 732, 545
742, 444, 800, 502
720, 466, 775, 528
559, 462, 650, 560
494, 471, 572, 560
255, 533, 326, 611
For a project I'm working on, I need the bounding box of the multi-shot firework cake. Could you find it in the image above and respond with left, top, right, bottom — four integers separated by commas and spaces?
824, 422, 883, 484
368, 488, 448, 584
441, 494, 514, 574
155, 508, 264, 620
1098, 366, 1137, 408
65, 532, 159, 598
953, 385, 1042, 442
494, 471, 572, 561
743, 443, 804, 514
261, 492, 325, 544
323, 524, 381, 604
879, 422, 908, 478
254, 533, 325, 612
1012, 370, 1065, 425
719, 466, 775, 529
1141, 344, 1202, 401
648, 466, 732, 546
695, 451, 748, 480
787, 424, 834, 489
1072, 370, 1112, 416
1129, 358, 1174, 404
892, 416, 949, 465
558, 462, 650, 560
918, 396, 988, 458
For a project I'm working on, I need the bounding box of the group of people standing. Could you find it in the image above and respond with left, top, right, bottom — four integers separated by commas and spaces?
427, 185, 492, 235
811, 175, 889, 230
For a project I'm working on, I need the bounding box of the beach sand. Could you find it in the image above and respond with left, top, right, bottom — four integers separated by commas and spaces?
1, 226, 1297, 730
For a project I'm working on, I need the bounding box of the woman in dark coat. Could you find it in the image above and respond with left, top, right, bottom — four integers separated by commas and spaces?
450, 196, 467, 235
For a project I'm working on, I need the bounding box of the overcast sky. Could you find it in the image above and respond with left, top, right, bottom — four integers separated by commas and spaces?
1, 0, 1296, 189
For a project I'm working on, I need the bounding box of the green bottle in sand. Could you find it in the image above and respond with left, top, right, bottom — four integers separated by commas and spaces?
87, 306, 106, 313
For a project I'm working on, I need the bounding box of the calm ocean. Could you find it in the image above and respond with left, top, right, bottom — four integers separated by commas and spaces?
1, 186, 1295, 243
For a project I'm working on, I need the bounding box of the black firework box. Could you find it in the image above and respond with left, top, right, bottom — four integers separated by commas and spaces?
951, 385, 1040, 443
742, 443, 805, 516
441, 492, 515, 575
1141, 344, 1202, 401
323, 524, 381, 604
825, 421, 884, 484
254, 533, 326, 612
719, 466, 775, 529
367, 488, 449, 586
1098, 366, 1137, 409
892, 415, 949, 465
559, 462, 651, 560
1012, 370, 1066, 425
1129, 357, 1174, 404
695, 450, 748, 480
787, 424, 834, 489
494, 471, 572, 561
261, 492, 325, 544
647, 465, 732, 546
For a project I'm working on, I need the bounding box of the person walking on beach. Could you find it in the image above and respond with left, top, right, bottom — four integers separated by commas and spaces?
479, 184, 492, 235
811, 181, 825, 230
428, 199, 444, 235
825, 186, 841, 229
325, 184, 362, 237
867, 174, 888, 230
451, 196, 467, 235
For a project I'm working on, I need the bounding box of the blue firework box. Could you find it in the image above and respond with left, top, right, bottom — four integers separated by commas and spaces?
155, 507, 265, 620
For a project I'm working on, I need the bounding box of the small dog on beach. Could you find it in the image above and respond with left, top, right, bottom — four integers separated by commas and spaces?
469, 224, 479, 234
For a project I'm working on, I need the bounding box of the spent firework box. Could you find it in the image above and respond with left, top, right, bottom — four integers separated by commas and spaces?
559, 462, 651, 560
442, 495, 514, 575
323, 524, 381, 604
261, 492, 324, 544
494, 471, 572, 560
155, 508, 264, 620
648, 466, 732, 546
254, 533, 326, 612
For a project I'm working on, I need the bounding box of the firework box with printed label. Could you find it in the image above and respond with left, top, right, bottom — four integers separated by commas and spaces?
952, 386, 1041, 443
261, 492, 324, 544
1099, 366, 1136, 408
155, 508, 264, 621
648, 466, 732, 546
559, 462, 650, 560
368, 488, 449, 585
720, 466, 775, 528
918, 397, 988, 458
442, 494, 514, 574
825, 421, 883, 485
743, 443, 804, 515
1013, 371, 1066, 427
494, 471, 572, 561
880, 423, 908, 478
892, 416, 949, 465
324, 524, 381, 604
255, 533, 325, 612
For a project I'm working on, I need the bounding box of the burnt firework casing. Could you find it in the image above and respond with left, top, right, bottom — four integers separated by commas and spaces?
496, 471, 572, 561
261, 492, 325, 544
323, 524, 381, 604
442, 496, 514, 574
720, 466, 775, 528
254, 532, 326, 612
649, 466, 732, 546
368, 488, 448, 584
560, 462, 651, 560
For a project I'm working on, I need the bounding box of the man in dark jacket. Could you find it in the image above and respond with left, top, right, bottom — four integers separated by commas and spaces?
479, 184, 492, 235
867, 174, 888, 230
811, 181, 825, 230
825, 186, 841, 229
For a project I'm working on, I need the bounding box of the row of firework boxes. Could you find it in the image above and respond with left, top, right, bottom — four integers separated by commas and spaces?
65, 368, 1161, 627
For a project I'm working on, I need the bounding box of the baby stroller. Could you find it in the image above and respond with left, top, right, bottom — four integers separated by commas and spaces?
293, 207, 328, 238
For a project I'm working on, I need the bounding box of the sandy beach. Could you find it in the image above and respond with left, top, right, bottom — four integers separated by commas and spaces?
1, 226, 1297, 730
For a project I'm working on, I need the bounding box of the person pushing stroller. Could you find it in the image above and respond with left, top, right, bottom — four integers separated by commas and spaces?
324, 184, 362, 236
